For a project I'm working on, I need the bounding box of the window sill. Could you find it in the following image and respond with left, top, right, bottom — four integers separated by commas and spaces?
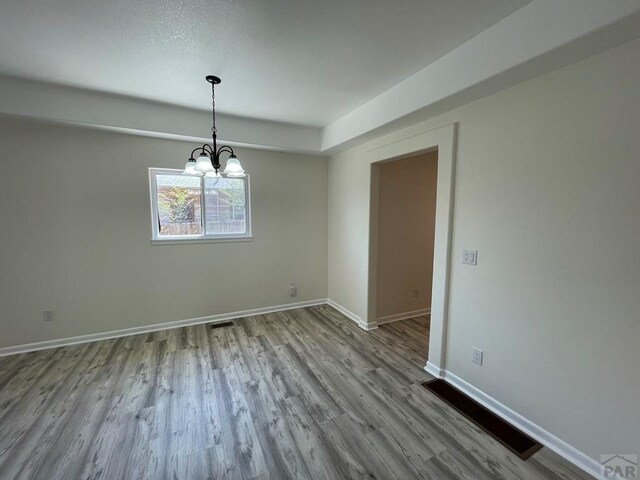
151, 236, 253, 246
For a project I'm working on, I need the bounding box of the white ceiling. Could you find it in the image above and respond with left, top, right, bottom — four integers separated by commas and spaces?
2, 0, 640, 153
0, 0, 530, 127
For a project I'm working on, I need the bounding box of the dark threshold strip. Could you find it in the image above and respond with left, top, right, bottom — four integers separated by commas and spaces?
209, 321, 234, 329
422, 379, 543, 460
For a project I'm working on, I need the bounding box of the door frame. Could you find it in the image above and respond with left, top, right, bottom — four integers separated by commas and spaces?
367, 122, 457, 375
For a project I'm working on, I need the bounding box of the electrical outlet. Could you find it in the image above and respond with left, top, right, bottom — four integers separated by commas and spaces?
463, 250, 478, 265
412, 289, 419, 298
472, 347, 483, 366
43, 310, 55, 322
289, 282, 297, 297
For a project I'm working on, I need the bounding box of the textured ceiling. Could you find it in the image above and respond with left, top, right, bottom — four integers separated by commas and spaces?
0, 0, 530, 126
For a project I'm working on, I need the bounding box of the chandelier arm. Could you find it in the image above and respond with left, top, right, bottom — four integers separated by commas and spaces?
216, 145, 235, 158
212, 145, 234, 173
202, 144, 214, 155
189, 147, 202, 159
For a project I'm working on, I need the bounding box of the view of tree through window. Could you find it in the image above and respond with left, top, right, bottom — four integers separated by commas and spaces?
156, 175, 202, 235
151, 170, 250, 240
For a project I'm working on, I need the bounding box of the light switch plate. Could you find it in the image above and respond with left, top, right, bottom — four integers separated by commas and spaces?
463, 250, 478, 265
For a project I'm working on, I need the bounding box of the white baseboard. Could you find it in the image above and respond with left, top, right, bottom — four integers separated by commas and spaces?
425, 366, 603, 480
0, 299, 328, 357
326, 299, 377, 331
377, 308, 430, 325
425, 361, 444, 378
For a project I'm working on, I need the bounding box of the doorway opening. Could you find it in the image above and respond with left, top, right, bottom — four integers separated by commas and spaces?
371, 150, 438, 362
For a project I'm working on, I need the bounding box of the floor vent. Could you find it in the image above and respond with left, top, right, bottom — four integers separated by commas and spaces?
422, 379, 542, 460
209, 321, 234, 329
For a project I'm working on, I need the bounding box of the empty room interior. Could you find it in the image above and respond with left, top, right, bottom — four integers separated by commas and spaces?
0, 1, 639, 479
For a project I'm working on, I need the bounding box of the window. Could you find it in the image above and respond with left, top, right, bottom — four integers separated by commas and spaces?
149, 169, 251, 244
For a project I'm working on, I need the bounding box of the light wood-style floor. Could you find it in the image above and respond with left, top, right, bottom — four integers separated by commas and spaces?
0, 306, 590, 479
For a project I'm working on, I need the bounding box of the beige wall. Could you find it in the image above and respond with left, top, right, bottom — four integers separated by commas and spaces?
0, 117, 328, 348
328, 38, 640, 460
376, 151, 437, 319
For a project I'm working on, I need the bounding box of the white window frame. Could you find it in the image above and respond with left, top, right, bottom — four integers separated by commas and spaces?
149, 168, 252, 245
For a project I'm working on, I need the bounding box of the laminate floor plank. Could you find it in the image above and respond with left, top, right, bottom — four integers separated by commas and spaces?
318, 305, 430, 373
280, 394, 353, 480
221, 363, 268, 480
273, 343, 343, 424
242, 377, 312, 480
0, 343, 103, 478
0, 306, 591, 479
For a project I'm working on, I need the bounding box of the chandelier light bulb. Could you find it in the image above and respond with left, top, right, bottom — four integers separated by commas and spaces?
195, 154, 214, 172
184, 158, 200, 175
223, 155, 245, 177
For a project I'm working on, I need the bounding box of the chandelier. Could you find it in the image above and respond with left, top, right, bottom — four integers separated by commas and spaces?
183, 75, 245, 177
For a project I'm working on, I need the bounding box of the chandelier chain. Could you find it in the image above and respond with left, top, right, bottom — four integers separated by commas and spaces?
211, 82, 217, 136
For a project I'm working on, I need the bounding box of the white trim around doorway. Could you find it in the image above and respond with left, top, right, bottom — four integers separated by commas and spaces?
366, 122, 457, 374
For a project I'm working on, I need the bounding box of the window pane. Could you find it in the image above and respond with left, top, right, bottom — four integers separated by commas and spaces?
204, 177, 247, 235
156, 174, 202, 236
